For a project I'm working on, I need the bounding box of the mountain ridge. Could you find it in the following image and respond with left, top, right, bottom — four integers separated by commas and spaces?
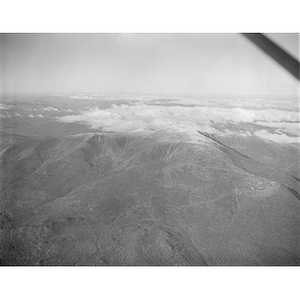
1, 129, 299, 265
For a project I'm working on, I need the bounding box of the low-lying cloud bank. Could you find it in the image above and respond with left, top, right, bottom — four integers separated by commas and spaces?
152, 97, 299, 111
0, 103, 13, 110
43, 106, 60, 112
28, 114, 44, 118
254, 130, 299, 144
57, 104, 299, 144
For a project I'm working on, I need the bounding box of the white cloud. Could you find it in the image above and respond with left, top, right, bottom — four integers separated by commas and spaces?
56, 103, 299, 144
43, 107, 60, 112
159, 97, 300, 111
69, 95, 95, 100
0, 103, 13, 110
255, 121, 300, 136
26, 114, 45, 118
254, 130, 299, 144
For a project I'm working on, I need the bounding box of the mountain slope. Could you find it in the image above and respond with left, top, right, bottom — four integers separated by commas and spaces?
0, 130, 299, 265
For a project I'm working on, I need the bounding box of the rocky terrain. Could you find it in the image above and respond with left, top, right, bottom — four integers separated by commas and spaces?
1, 129, 299, 265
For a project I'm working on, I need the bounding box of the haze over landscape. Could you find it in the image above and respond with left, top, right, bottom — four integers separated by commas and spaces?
0, 33, 299, 265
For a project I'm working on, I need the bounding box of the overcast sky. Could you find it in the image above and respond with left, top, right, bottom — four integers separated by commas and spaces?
0, 33, 299, 96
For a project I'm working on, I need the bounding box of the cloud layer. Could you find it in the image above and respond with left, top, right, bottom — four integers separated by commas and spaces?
43, 106, 60, 112
56, 103, 299, 144
253, 130, 299, 144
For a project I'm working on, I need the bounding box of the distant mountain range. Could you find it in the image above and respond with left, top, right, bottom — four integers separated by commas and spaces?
0, 129, 299, 265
